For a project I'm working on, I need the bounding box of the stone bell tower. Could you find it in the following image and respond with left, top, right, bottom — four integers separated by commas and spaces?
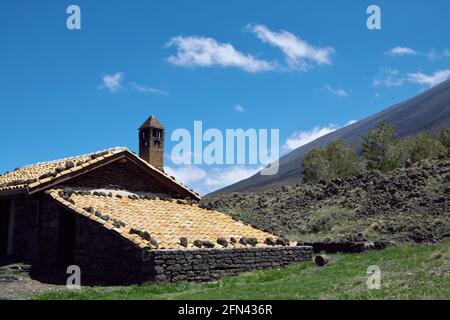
138, 115, 165, 170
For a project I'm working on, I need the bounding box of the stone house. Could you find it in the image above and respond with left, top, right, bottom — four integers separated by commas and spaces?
0, 115, 311, 284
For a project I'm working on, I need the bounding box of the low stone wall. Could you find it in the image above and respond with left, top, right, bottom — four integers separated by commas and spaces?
140, 246, 313, 282
298, 240, 395, 254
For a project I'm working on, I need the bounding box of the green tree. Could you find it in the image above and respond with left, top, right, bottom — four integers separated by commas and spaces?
302, 148, 329, 183
326, 140, 364, 178
361, 120, 399, 171
302, 140, 363, 183
387, 138, 412, 167
438, 126, 450, 156
403, 131, 446, 163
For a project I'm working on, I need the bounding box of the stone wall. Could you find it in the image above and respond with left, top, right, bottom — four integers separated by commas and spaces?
72, 210, 143, 285
139, 246, 313, 282
10, 196, 40, 263
298, 240, 395, 254
10, 195, 66, 279
9, 195, 61, 265
35, 198, 62, 271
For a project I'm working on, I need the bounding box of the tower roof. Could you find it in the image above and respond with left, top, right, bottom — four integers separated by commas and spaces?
139, 115, 164, 130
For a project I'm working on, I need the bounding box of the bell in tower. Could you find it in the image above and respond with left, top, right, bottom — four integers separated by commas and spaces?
138, 115, 165, 170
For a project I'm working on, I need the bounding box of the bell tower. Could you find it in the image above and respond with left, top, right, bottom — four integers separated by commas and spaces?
138, 115, 165, 170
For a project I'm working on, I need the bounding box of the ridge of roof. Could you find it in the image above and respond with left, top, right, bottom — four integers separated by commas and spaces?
20, 147, 128, 169
0, 148, 126, 192
0, 147, 200, 200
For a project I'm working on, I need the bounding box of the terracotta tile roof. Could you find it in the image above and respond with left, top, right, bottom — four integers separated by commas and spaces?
0, 148, 199, 200
0, 148, 126, 192
47, 188, 279, 250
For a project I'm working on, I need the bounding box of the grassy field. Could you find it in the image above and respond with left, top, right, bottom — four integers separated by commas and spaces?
35, 240, 450, 300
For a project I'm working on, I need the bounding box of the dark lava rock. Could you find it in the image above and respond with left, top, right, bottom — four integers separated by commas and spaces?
149, 238, 159, 248
141, 231, 152, 241
239, 237, 248, 245
217, 237, 228, 247
193, 240, 203, 248
202, 241, 215, 248
246, 237, 258, 246
179, 237, 188, 247
276, 238, 289, 246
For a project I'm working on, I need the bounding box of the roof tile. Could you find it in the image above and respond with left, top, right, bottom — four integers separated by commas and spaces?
0, 148, 127, 192
47, 188, 279, 250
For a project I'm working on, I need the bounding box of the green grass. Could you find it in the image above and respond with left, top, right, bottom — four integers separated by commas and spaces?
35, 240, 450, 300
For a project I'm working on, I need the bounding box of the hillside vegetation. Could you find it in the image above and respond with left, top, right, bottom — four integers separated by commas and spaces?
203, 158, 450, 243
203, 122, 450, 243
301, 121, 450, 183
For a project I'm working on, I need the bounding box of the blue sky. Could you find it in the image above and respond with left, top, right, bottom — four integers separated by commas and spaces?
1, 0, 449, 194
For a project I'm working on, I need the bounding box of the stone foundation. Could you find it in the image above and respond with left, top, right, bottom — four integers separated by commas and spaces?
140, 246, 313, 282
298, 241, 395, 254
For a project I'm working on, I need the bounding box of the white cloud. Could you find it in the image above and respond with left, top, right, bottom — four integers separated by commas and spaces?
102, 72, 124, 92
130, 82, 168, 95
424, 49, 440, 60
387, 47, 450, 60
387, 46, 418, 56
373, 67, 450, 89
204, 166, 262, 188
166, 36, 276, 72
100, 75, 168, 95
283, 124, 338, 151
248, 24, 334, 70
406, 69, 450, 87
234, 104, 245, 112
373, 67, 405, 87
166, 151, 195, 165
283, 121, 357, 152
165, 165, 261, 195
422, 49, 450, 60
325, 85, 348, 97
164, 165, 207, 185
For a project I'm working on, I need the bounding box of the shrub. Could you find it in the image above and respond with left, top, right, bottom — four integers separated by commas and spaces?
438, 126, 450, 155
306, 207, 355, 233
401, 132, 446, 163
361, 120, 400, 171
326, 140, 365, 178
390, 132, 446, 166
302, 121, 449, 184
302, 148, 330, 182
302, 140, 363, 183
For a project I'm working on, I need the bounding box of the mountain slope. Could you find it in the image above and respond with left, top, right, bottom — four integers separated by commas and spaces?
213, 79, 450, 194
